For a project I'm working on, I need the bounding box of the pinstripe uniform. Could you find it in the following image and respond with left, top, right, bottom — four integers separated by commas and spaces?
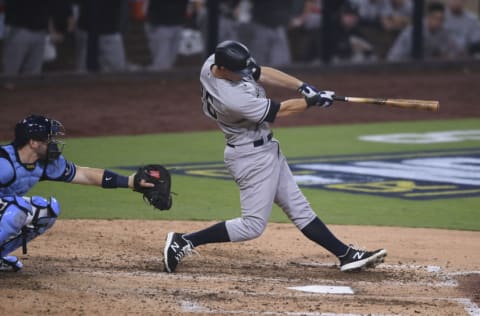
199, 55, 316, 241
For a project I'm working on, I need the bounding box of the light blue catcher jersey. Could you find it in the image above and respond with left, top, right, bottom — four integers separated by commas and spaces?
0, 144, 76, 197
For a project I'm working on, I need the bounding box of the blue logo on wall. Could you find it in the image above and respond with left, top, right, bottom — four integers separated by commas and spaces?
117, 148, 480, 200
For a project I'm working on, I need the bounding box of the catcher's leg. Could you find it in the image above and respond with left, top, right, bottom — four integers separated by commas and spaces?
1, 196, 60, 270
0, 196, 30, 271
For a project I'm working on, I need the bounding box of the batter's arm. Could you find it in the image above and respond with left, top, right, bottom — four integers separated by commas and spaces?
258, 67, 303, 90
276, 98, 308, 118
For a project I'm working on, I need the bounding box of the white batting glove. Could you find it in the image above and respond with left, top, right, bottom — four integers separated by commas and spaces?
318, 90, 335, 108
298, 82, 319, 98
305, 90, 335, 108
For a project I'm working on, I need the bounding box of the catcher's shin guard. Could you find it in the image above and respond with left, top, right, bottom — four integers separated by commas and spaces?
0, 196, 60, 257
0, 196, 31, 256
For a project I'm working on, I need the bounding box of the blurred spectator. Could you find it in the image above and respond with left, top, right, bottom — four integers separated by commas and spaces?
444, 0, 480, 58
2, 0, 71, 80
193, 0, 242, 45
349, 0, 388, 59
75, 0, 130, 73
387, 2, 462, 62
0, 0, 5, 40
234, 0, 253, 44
288, 0, 323, 63
144, 0, 189, 71
331, 2, 376, 64
44, 1, 76, 70
376, 0, 413, 57
351, 0, 388, 28
249, 0, 294, 66
290, 0, 322, 31
381, 0, 412, 32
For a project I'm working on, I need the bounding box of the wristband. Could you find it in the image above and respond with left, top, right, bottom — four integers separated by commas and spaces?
102, 170, 129, 188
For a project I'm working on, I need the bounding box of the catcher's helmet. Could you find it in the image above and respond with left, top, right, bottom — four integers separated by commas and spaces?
214, 40, 258, 77
13, 114, 65, 160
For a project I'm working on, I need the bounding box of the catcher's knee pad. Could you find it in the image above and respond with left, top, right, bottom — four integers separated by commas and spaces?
0, 196, 60, 257
0, 196, 31, 256
25, 196, 61, 234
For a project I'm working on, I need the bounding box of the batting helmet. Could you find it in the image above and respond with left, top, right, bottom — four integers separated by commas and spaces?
214, 40, 259, 77
13, 114, 65, 160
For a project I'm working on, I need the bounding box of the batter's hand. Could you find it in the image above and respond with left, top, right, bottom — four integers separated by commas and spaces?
298, 82, 318, 98
305, 90, 335, 108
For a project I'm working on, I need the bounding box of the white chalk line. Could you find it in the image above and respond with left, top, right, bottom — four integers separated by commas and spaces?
179, 301, 402, 316
179, 295, 479, 316
71, 262, 479, 289
69, 264, 480, 316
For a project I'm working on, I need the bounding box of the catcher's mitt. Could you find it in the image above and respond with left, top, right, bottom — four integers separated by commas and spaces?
133, 164, 172, 210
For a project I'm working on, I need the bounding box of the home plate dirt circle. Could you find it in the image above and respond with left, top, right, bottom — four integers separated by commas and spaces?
0, 220, 478, 315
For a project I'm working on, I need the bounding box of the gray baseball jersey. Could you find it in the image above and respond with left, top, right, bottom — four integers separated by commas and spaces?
199, 55, 316, 242
200, 54, 273, 146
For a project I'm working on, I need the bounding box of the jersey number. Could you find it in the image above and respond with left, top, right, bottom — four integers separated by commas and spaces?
201, 87, 217, 120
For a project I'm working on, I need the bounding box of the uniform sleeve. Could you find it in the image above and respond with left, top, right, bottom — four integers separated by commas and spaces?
0, 158, 15, 187
42, 156, 77, 182
224, 83, 273, 124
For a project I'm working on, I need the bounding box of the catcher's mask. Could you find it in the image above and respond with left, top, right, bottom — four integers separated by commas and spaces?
214, 40, 259, 78
14, 114, 66, 161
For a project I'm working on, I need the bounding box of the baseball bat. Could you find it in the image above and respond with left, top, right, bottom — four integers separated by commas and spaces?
333, 95, 439, 112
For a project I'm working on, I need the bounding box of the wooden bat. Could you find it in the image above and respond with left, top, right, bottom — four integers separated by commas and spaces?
333, 95, 439, 112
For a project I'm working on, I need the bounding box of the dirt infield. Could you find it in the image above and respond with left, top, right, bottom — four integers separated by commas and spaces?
1, 221, 479, 315
1, 66, 479, 315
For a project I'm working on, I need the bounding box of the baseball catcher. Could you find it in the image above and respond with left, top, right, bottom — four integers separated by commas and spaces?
0, 114, 171, 272
133, 165, 172, 211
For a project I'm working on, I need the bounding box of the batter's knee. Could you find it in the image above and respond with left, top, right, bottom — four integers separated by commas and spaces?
226, 215, 268, 242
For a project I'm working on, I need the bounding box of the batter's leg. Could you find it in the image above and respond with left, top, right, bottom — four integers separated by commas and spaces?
164, 144, 281, 273
274, 152, 387, 271
273, 152, 349, 257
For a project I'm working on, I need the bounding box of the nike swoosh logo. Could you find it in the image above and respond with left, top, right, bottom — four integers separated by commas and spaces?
105, 177, 112, 181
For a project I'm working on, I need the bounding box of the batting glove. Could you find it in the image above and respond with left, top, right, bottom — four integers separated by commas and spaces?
305, 90, 335, 108
298, 82, 318, 98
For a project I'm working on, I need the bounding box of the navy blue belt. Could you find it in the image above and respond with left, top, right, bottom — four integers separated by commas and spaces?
227, 133, 273, 148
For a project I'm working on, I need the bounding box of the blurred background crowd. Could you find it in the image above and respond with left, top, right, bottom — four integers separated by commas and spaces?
0, 0, 479, 79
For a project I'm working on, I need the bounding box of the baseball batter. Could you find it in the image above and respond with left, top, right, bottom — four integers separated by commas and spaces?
164, 40, 387, 273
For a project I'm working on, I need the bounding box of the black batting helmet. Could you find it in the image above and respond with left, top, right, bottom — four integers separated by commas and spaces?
214, 40, 258, 77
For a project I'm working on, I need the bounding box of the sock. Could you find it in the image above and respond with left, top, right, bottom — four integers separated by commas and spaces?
301, 217, 349, 257
184, 221, 230, 247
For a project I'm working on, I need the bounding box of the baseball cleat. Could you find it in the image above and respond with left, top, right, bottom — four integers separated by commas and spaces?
0, 256, 23, 272
338, 246, 387, 272
163, 232, 195, 273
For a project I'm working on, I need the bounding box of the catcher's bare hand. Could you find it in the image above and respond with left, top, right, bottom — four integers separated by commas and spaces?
128, 175, 155, 189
